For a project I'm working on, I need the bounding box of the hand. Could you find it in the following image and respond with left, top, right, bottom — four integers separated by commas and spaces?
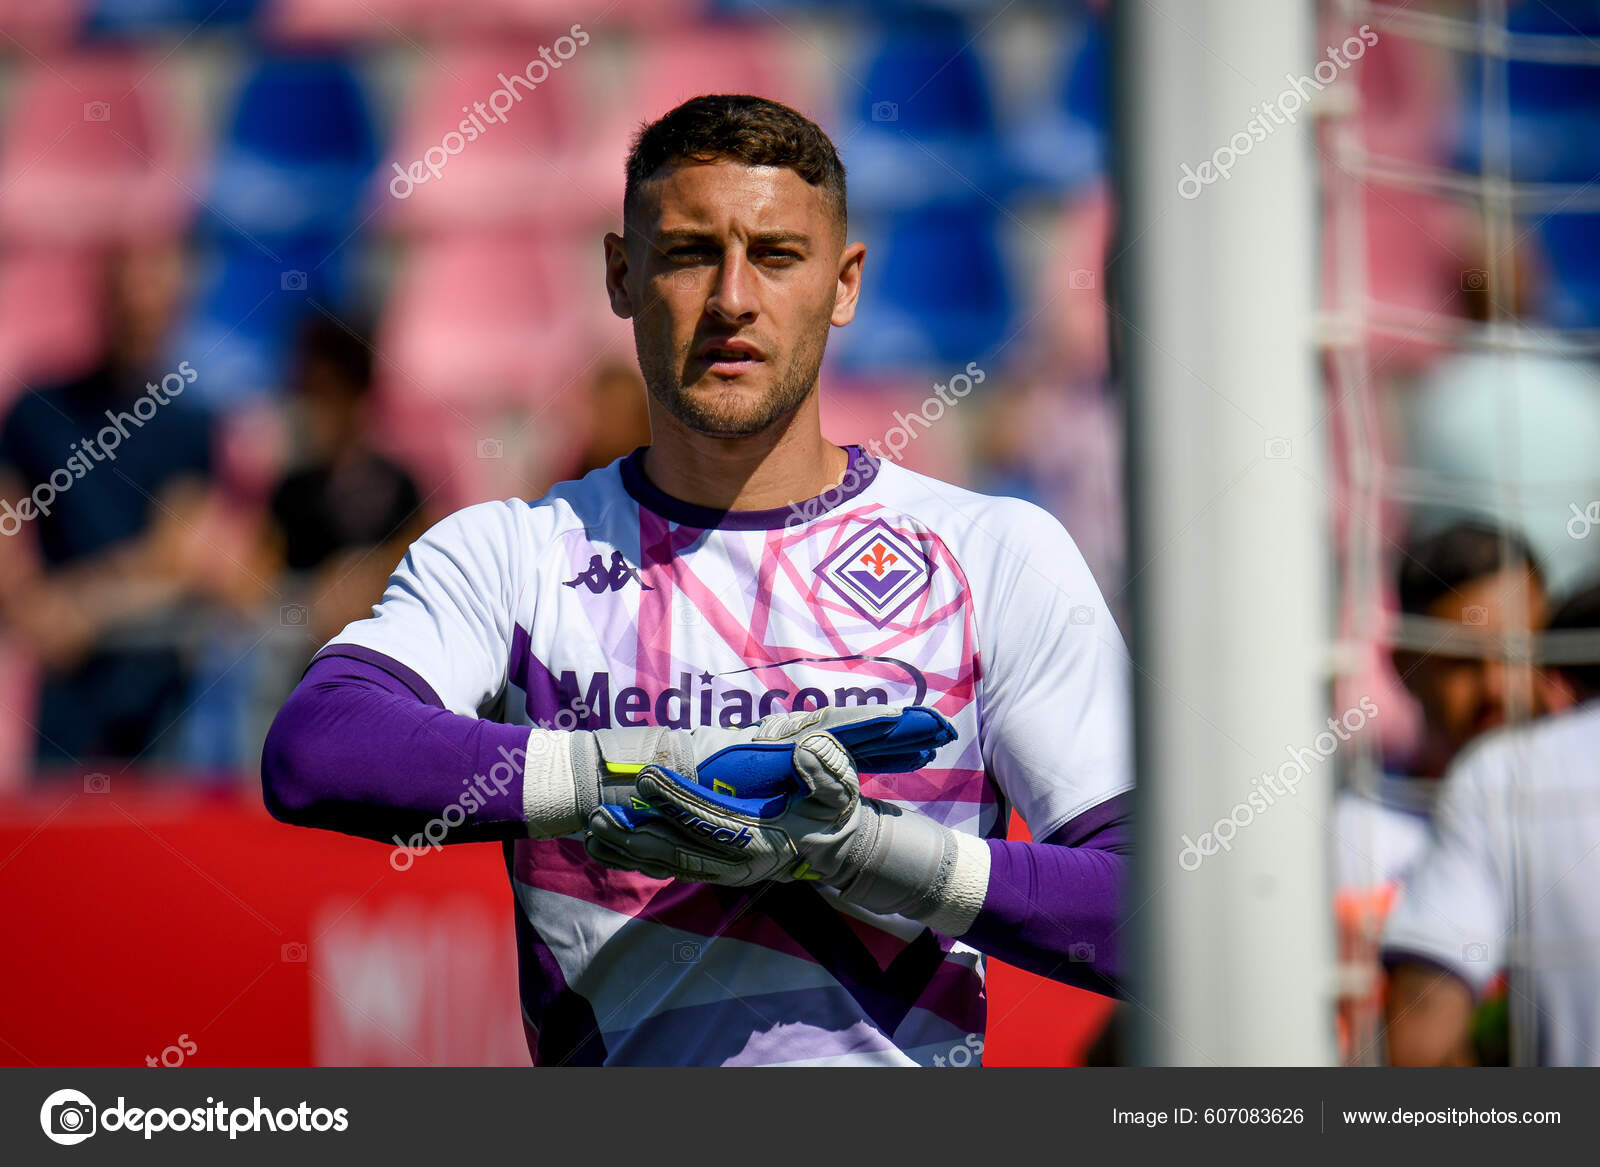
584, 711, 991, 936
526, 703, 952, 838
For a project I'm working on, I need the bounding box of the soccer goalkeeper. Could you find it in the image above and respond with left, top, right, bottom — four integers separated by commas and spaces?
262, 94, 1132, 1066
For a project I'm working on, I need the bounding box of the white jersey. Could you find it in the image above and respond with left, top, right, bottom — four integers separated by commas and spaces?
1382, 700, 1600, 1065
328, 447, 1132, 1065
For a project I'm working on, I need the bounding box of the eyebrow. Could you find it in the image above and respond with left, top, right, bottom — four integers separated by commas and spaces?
653, 228, 813, 248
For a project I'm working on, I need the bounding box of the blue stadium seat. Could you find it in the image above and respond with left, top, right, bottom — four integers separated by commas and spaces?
168, 237, 351, 410
203, 55, 378, 243
1453, 1, 1600, 183
831, 206, 1013, 372
1007, 16, 1107, 197
1540, 213, 1600, 330
84, 0, 262, 36
840, 18, 1011, 215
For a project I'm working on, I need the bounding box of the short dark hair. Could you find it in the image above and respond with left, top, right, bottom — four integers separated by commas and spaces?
1546, 579, 1600, 698
623, 94, 847, 231
295, 316, 373, 396
1397, 519, 1544, 615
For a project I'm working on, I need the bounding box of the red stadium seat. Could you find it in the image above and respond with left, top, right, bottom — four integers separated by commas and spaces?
0, 0, 84, 47
262, 0, 421, 42
378, 42, 594, 233
0, 52, 196, 244
378, 230, 594, 412
556, 24, 827, 228
0, 247, 104, 404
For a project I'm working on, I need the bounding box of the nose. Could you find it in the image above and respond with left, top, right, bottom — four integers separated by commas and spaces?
705, 249, 758, 324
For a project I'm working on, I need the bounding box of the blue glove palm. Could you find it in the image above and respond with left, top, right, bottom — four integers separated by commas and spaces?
601, 705, 955, 829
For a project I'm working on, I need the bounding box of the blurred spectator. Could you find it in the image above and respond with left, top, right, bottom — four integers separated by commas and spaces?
0, 243, 217, 766
1334, 520, 1555, 1061
572, 360, 653, 480
1383, 579, 1600, 1065
264, 318, 428, 649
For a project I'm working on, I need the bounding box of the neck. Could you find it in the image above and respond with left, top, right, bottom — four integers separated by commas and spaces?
639, 394, 849, 512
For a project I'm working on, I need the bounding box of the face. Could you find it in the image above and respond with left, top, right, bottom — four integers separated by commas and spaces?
1397, 566, 1550, 760
604, 161, 863, 439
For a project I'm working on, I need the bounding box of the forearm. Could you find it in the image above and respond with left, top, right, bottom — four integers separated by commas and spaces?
957, 793, 1130, 995
261, 649, 534, 844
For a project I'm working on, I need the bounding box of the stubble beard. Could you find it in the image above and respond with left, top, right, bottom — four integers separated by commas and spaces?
636, 324, 828, 439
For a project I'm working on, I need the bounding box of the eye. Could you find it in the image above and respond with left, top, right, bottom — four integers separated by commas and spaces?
668, 245, 717, 263
755, 248, 801, 265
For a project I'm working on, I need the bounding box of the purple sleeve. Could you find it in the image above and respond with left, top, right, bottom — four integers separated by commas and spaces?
260, 648, 531, 845
958, 791, 1130, 996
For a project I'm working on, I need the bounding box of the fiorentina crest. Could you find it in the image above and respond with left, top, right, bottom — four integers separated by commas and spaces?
814, 519, 933, 629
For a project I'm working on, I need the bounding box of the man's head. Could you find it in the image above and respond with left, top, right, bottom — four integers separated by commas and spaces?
292, 317, 375, 457
604, 95, 863, 440
1543, 580, 1600, 707
1394, 520, 1550, 772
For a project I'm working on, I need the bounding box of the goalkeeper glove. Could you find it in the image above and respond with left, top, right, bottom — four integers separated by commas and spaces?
522, 704, 952, 840
584, 719, 992, 937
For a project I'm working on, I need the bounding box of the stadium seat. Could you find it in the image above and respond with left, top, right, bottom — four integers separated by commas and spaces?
1006, 16, 1107, 198
557, 23, 823, 223
204, 55, 378, 243
0, 51, 196, 243
83, 0, 262, 37
832, 205, 1014, 372
1539, 213, 1600, 330
377, 230, 593, 414
377, 42, 593, 233
0, 0, 85, 46
1453, 1, 1600, 184
0, 248, 105, 409
168, 237, 352, 410
840, 18, 1010, 215
262, 0, 419, 41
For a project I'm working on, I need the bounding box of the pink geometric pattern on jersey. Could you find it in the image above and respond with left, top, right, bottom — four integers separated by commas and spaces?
510, 837, 987, 1033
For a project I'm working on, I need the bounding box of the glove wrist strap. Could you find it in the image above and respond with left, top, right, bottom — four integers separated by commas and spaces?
833, 802, 992, 937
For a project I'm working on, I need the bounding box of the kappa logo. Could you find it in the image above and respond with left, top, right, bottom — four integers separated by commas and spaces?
563, 550, 655, 594
815, 519, 933, 629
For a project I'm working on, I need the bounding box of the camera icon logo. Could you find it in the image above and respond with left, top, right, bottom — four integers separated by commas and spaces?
1460, 268, 1488, 292
1068, 605, 1095, 626
281, 941, 308, 963
83, 773, 110, 794
671, 939, 701, 964
477, 438, 504, 460
1462, 941, 1489, 962
83, 101, 110, 122
40, 1089, 96, 1145
280, 604, 307, 627
672, 270, 698, 290
1068, 269, 1096, 290
1264, 437, 1292, 460
870, 101, 898, 123
1068, 942, 1096, 963
281, 270, 308, 292
1462, 606, 1488, 627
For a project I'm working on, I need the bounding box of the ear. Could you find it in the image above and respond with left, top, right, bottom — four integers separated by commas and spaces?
604, 232, 634, 320
830, 240, 867, 328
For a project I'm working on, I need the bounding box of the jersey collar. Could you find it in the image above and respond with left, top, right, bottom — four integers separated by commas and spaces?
619, 444, 880, 531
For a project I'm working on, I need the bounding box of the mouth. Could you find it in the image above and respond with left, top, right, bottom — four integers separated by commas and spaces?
697, 339, 765, 376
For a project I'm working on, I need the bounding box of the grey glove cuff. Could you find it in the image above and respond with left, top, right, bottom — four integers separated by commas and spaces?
833, 801, 992, 937
525, 725, 701, 839
567, 725, 699, 814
